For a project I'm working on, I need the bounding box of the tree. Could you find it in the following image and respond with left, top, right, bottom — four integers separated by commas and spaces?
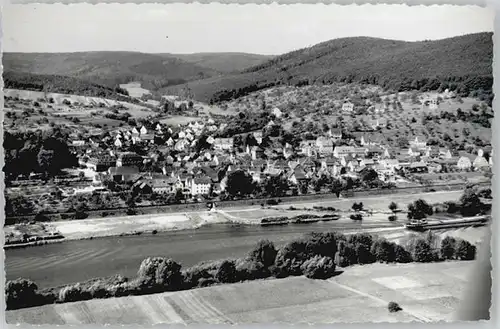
459, 188, 483, 216
371, 239, 396, 263
37, 148, 56, 174
174, 188, 185, 203
440, 236, 457, 260
389, 202, 398, 213
263, 175, 289, 197
137, 257, 183, 290
455, 239, 476, 260
226, 170, 255, 197
248, 239, 278, 268
5, 278, 39, 310
360, 168, 378, 183
215, 260, 237, 283
300, 256, 336, 279
407, 199, 433, 220
412, 239, 433, 262
394, 244, 413, 263
330, 178, 344, 197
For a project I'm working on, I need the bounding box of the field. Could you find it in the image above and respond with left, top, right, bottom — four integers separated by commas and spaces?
119, 82, 151, 98
6, 261, 475, 324
4, 88, 160, 132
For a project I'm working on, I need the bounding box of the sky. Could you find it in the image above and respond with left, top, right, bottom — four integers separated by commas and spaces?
3, 3, 494, 55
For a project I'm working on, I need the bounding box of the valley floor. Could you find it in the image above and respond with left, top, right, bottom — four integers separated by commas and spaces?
7, 190, 465, 243
6, 260, 475, 324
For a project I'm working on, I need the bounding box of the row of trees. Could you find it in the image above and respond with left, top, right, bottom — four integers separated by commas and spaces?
405, 186, 489, 221
6, 230, 477, 310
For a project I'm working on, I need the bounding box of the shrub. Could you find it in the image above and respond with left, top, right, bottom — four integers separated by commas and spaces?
266, 199, 278, 205
59, 283, 91, 303
371, 239, 396, 263
248, 239, 278, 267
412, 239, 434, 262
198, 278, 217, 287
182, 265, 212, 289
215, 260, 237, 283
350, 214, 363, 221
455, 239, 476, 260
388, 215, 397, 221
388, 301, 402, 313
440, 236, 457, 260
300, 256, 336, 279
394, 244, 413, 263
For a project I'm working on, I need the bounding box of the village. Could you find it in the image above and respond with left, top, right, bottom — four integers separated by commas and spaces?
4, 87, 493, 221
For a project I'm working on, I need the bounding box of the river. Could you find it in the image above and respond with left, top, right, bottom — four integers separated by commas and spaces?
5, 221, 402, 289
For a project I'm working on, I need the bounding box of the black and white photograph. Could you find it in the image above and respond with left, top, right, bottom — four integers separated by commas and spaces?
2, 2, 494, 324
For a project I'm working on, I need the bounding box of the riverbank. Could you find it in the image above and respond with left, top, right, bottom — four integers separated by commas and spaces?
4, 189, 467, 246
6, 261, 474, 324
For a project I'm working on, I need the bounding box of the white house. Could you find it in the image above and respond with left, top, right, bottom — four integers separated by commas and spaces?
457, 156, 473, 170
316, 137, 334, 155
191, 177, 212, 195
166, 137, 174, 147
272, 107, 283, 118
342, 101, 354, 113
140, 126, 148, 135
114, 138, 123, 148
253, 131, 263, 144
214, 138, 234, 151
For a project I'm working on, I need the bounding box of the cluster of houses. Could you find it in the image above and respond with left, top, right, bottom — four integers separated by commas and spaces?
71, 115, 492, 200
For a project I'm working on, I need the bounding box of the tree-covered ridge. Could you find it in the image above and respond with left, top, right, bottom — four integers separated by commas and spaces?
163, 33, 493, 104
3, 51, 220, 91
4, 71, 134, 102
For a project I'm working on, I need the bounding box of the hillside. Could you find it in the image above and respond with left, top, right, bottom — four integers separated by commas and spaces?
161, 33, 493, 103
4, 71, 137, 103
168, 52, 275, 73
3, 51, 220, 90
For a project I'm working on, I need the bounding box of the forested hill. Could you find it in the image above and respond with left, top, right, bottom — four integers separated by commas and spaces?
3, 71, 137, 103
163, 32, 493, 104
3, 51, 220, 91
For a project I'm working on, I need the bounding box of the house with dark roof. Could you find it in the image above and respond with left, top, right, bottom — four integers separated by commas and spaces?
116, 152, 143, 168
108, 166, 140, 182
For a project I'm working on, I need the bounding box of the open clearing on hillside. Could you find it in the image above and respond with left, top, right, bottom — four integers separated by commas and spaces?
119, 82, 151, 98
6, 261, 474, 324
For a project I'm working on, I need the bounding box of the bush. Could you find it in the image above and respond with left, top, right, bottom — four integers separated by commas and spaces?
300, 256, 336, 279
198, 278, 217, 287
59, 283, 91, 303
215, 260, 237, 283
455, 239, 476, 260
388, 215, 397, 221
266, 199, 278, 206
440, 236, 457, 260
248, 239, 278, 268
182, 265, 213, 289
412, 239, 434, 262
350, 214, 363, 221
388, 301, 402, 313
